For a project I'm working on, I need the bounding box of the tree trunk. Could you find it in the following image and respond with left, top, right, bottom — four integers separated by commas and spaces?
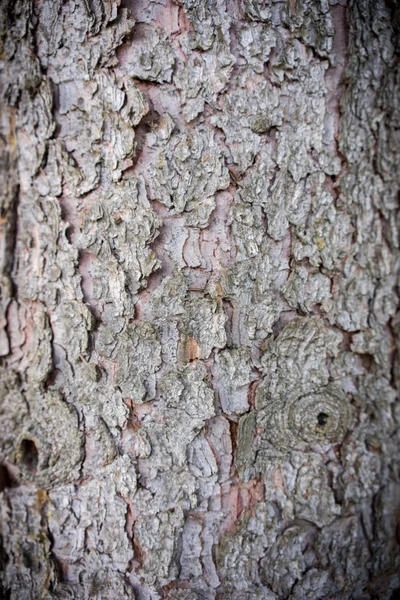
0, 0, 399, 598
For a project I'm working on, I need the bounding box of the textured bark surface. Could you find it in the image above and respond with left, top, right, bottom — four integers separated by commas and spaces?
0, 0, 399, 598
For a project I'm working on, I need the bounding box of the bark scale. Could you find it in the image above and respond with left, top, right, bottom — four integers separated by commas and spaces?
0, 0, 399, 598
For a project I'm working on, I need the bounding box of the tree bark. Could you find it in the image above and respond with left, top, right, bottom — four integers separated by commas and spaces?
0, 0, 399, 598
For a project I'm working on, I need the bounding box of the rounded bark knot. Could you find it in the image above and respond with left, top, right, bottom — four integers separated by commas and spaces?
258, 387, 353, 452
11, 389, 84, 487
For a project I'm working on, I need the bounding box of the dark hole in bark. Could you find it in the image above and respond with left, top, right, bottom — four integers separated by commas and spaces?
390, 588, 400, 600
20, 439, 38, 474
0, 465, 11, 491
317, 412, 329, 427
21, 541, 38, 571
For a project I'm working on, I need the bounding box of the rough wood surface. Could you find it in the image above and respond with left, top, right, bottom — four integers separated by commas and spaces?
0, 0, 399, 598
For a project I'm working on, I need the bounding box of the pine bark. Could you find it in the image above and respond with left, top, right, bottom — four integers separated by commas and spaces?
0, 0, 399, 598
